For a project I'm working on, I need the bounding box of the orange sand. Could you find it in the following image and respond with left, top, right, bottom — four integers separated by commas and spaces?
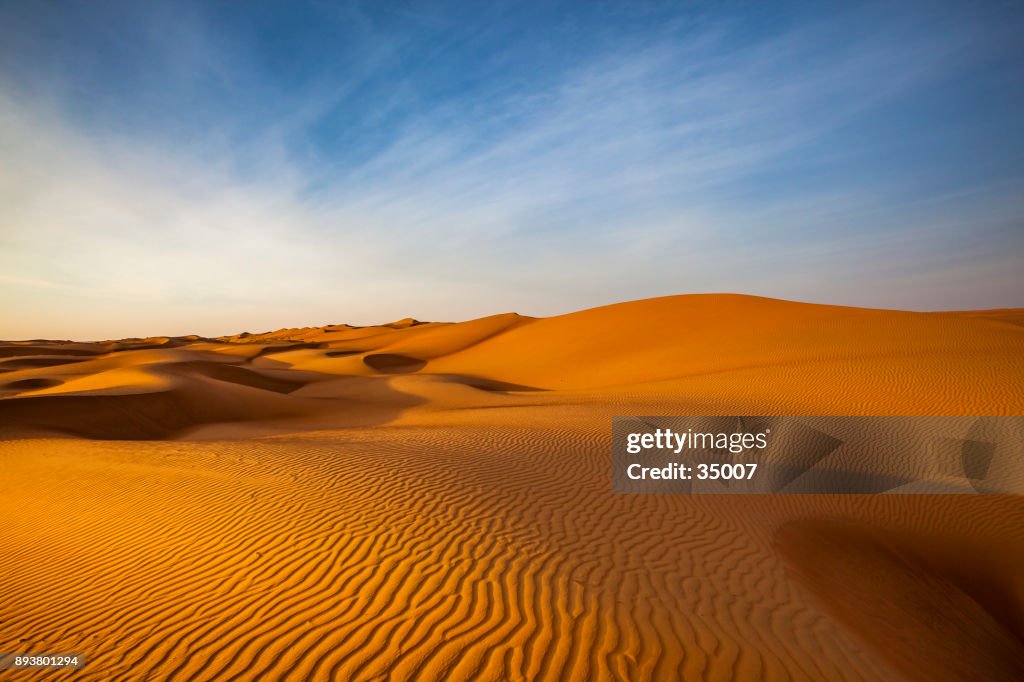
1, 294, 1023, 680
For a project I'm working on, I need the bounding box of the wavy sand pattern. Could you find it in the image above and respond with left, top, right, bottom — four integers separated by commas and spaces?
2, 295, 1024, 680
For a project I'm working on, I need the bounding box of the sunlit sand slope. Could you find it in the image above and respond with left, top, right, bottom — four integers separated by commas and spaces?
1, 294, 1023, 681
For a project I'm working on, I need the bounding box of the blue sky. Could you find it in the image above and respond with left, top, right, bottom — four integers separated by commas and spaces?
1, 0, 1022, 338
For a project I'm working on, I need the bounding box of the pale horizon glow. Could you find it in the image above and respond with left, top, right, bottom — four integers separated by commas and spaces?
2, 1, 1023, 340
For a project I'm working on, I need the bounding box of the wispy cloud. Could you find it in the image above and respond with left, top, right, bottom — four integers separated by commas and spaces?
1, 1, 1022, 339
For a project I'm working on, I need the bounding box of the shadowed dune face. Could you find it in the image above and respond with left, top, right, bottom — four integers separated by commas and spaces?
249, 342, 325, 358
0, 357, 88, 371
3, 377, 64, 390
0, 345, 99, 358
776, 521, 1024, 680
363, 353, 428, 373
2, 295, 1024, 680
159, 361, 308, 394
0, 350, 426, 438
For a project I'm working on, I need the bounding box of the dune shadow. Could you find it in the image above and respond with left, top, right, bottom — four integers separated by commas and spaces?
0, 357, 85, 372
251, 342, 326, 359
439, 374, 546, 392
0, 346, 99, 359
4, 378, 64, 391
776, 520, 1024, 680
159, 361, 308, 394
363, 353, 427, 374
0, 368, 427, 440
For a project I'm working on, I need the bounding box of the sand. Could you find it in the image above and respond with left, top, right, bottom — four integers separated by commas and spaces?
1, 294, 1023, 680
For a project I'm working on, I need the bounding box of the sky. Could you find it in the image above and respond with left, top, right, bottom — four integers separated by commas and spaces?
1, 0, 1022, 340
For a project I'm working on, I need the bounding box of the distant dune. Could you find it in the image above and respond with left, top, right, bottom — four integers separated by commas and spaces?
2, 294, 1023, 680
2, 294, 1022, 439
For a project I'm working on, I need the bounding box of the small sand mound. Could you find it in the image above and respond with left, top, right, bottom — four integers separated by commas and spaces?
385, 317, 423, 329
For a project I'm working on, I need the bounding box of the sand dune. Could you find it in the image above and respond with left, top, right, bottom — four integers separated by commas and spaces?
1, 294, 1023, 680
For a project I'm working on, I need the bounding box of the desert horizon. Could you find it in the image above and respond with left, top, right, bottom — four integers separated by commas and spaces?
7, 292, 1024, 346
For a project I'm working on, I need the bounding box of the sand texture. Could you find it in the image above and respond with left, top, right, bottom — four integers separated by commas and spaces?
2, 294, 1024, 680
